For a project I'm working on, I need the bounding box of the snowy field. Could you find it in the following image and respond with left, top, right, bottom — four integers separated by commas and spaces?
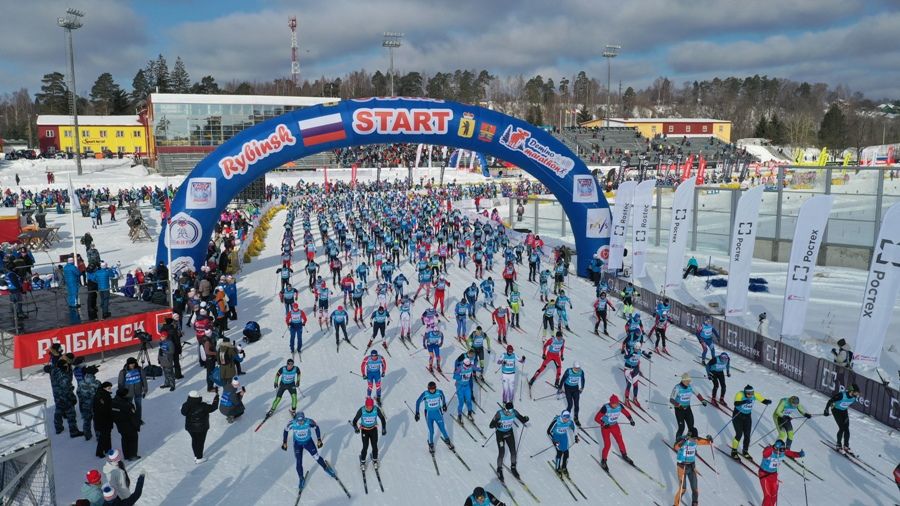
0, 160, 896, 505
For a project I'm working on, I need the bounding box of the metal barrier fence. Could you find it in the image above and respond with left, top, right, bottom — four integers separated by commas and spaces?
606, 276, 900, 430
0, 384, 53, 506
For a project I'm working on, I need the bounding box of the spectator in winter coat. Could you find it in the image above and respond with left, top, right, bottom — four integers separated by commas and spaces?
199, 331, 217, 391
110, 389, 140, 460
213, 289, 229, 333
219, 377, 246, 422
181, 390, 219, 463
157, 331, 176, 391
87, 262, 113, 318
63, 257, 81, 323
217, 337, 237, 384
50, 354, 82, 437
831, 338, 853, 370
198, 277, 212, 299
100, 472, 145, 506
93, 382, 114, 458
102, 448, 132, 500
116, 358, 147, 424
159, 316, 183, 379
76, 366, 101, 440
224, 275, 237, 320
121, 273, 135, 299
81, 469, 104, 506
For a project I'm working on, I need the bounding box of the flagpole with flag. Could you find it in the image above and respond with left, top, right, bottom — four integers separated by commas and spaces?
67, 174, 78, 262
164, 179, 173, 307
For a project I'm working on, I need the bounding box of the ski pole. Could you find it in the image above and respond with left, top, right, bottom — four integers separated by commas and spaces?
533, 392, 559, 401
802, 458, 809, 506
750, 415, 807, 447
403, 400, 417, 416
712, 409, 742, 440
748, 403, 770, 441
528, 443, 555, 459
517, 423, 527, 453
481, 431, 496, 448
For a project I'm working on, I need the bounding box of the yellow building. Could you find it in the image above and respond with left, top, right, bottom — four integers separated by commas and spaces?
579, 117, 732, 143
37, 115, 151, 155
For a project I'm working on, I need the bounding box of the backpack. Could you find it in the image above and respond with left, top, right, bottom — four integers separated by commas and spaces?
243, 321, 261, 343
144, 364, 163, 378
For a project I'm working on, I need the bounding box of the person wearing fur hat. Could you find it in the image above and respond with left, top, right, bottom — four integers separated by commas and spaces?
116, 358, 147, 424
50, 353, 83, 437
102, 449, 131, 500
219, 377, 246, 423
110, 389, 140, 461
81, 469, 103, 506
181, 390, 219, 463
93, 382, 114, 458
76, 365, 101, 440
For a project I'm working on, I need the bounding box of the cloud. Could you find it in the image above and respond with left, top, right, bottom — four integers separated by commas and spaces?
0, 0, 149, 93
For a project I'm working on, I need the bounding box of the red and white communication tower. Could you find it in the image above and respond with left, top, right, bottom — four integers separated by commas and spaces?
289, 16, 300, 85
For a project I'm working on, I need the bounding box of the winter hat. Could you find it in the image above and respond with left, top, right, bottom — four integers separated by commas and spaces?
681, 373, 692, 382
102, 485, 116, 500
115, 388, 129, 398
473, 486, 486, 498
86, 469, 102, 485
504, 402, 514, 410
560, 410, 571, 420
609, 394, 620, 405
573, 361, 581, 369
365, 398, 375, 409
506, 345, 514, 353
231, 378, 240, 388
101, 381, 113, 390
106, 448, 121, 463
188, 391, 200, 399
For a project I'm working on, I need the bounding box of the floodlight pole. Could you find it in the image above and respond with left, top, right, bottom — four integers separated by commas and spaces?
603, 44, 620, 128
58, 8, 85, 175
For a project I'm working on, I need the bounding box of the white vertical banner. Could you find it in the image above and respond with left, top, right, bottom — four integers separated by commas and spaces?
631, 180, 655, 278
853, 203, 900, 366
468, 150, 476, 171
414, 143, 424, 169
427, 145, 433, 169
664, 178, 697, 290
607, 181, 637, 270
725, 185, 765, 317
780, 195, 833, 337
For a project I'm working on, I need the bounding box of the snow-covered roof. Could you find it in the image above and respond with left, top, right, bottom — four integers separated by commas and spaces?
148, 93, 338, 107
614, 117, 729, 123
36, 115, 142, 127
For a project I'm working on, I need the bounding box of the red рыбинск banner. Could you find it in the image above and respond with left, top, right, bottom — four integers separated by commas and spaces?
13, 309, 171, 368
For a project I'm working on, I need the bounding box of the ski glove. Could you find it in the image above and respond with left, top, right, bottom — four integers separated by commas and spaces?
522, 416, 529, 423
381, 428, 386, 436
726, 372, 731, 378
354, 427, 360, 434
762, 399, 772, 405
798, 450, 806, 458
316, 439, 323, 449
823, 409, 830, 417
701, 400, 708, 407
442, 404, 448, 412
415, 413, 420, 422
630, 420, 636, 427
803, 413, 812, 419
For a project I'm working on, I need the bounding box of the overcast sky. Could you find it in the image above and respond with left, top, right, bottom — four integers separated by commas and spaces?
1, 0, 898, 100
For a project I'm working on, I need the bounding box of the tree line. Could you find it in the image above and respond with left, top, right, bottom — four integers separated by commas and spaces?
1, 56, 898, 155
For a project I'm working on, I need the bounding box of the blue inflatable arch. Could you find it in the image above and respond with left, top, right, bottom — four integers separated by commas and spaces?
156, 97, 611, 277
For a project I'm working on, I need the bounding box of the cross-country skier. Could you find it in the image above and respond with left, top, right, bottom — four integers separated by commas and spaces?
330, 305, 350, 345
669, 373, 707, 441
547, 410, 579, 474
529, 331, 565, 388
281, 411, 335, 490
773, 395, 811, 448
758, 439, 805, 506
352, 397, 387, 469
305, 260, 319, 290
731, 385, 771, 459
696, 317, 720, 362
823, 383, 860, 454
398, 295, 412, 341
360, 350, 387, 406
285, 303, 307, 355
491, 305, 510, 344
467, 326, 490, 376
280, 283, 298, 314
621, 312, 645, 354
653, 300, 670, 352
455, 299, 470, 341
593, 291, 614, 335
434, 276, 450, 314
369, 305, 391, 349
594, 394, 635, 470
464, 486, 506, 506
673, 427, 713, 506
480, 277, 495, 308
277, 266, 293, 290
555, 290, 573, 331
497, 345, 526, 406
422, 307, 439, 332
538, 268, 552, 302
506, 285, 524, 328
540, 299, 557, 339
267, 359, 300, 418
351, 282, 367, 324
558, 362, 585, 426
414, 381, 453, 453
453, 358, 481, 422
464, 282, 480, 318
423, 327, 445, 373
706, 352, 731, 404
393, 272, 409, 304
490, 402, 529, 481
313, 283, 331, 328
502, 262, 517, 295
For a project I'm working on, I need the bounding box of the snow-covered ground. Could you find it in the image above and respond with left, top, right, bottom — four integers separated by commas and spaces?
0, 159, 897, 505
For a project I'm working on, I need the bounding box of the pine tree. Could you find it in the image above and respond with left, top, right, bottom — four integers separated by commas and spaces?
818, 104, 847, 151
577, 106, 592, 124
371, 71, 388, 96
149, 54, 171, 93
35, 72, 69, 114
131, 69, 151, 103
190, 76, 220, 94
753, 116, 769, 138
171, 57, 191, 93
90, 73, 122, 115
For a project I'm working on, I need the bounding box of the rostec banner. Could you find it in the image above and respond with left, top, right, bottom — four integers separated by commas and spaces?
664, 178, 696, 290
631, 180, 655, 278
14, 309, 170, 368
157, 97, 611, 277
854, 203, 900, 366
725, 185, 764, 317
781, 195, 833, 337
607, 181, 636, 270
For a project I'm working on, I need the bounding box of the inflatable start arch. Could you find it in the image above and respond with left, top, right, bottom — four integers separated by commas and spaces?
156, 97, 611, 277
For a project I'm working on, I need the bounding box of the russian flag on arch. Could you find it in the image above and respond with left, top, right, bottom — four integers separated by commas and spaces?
298, 113, 347, 147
